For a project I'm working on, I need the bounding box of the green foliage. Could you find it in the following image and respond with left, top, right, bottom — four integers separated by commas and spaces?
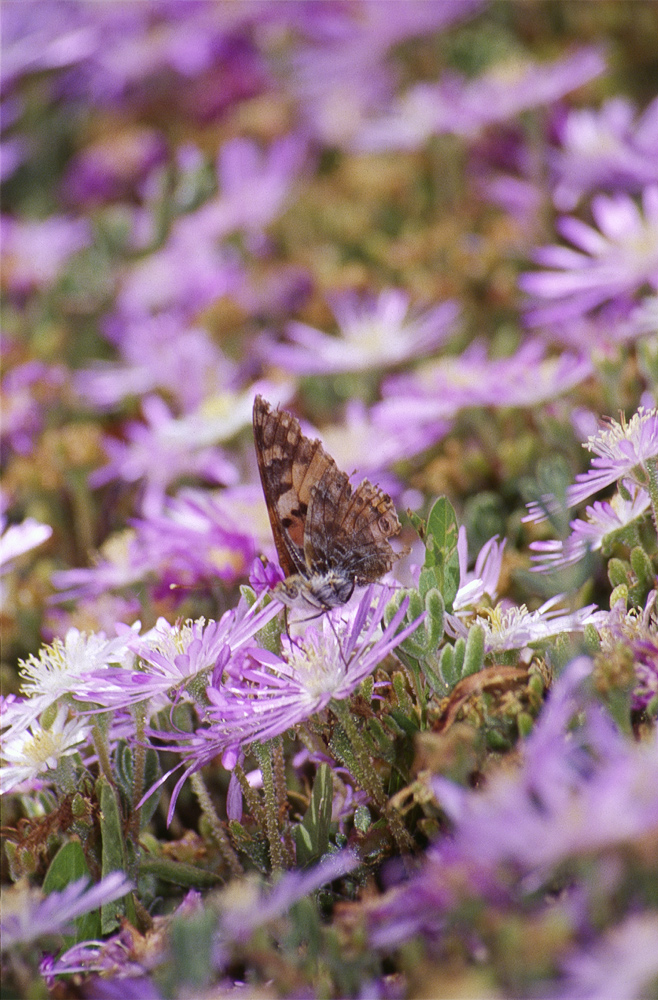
408, 497, 461, 611
293, 764, 334, 868
43, 840, 99, 943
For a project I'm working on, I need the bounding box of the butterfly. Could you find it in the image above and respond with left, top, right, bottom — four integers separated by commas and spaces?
253, 395, 404, 613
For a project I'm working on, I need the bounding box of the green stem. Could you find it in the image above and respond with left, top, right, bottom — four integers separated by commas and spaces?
130, 706, 147, 849
331, 699, 413, 853
645, 460, 658, 538
253, 740, 287, 872
91, 719, 114, 785
190, 772, 243, 877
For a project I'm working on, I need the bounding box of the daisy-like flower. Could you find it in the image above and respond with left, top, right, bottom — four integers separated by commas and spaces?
261, 290, 459, 374
354, 48, 605, 151
1, 872, 133, 949
452, 527, 505, 612
74, 314, 236, 413
446, 595, 602, 654
90, 395, 239, 517
3, 626, 138, 741
0, 513, 52, 573
598, 591, 658, 711
550, 95, 658, 211
378, 340, 591, 426
530, 481, 651, 572
554, 911, 658, 1000
311, 400, 450, 487
81, 598, 282, 712
1, 214, 91, 295
1, 705, 91, 793
520, 186, 658, 326
525, 407, 658, 523
152, 587, 422, 821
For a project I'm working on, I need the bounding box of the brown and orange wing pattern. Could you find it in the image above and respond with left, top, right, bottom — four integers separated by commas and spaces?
304, 473, 402, 583
253, 395, 347, 579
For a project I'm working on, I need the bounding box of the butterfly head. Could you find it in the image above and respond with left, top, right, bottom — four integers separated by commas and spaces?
275, 571, 355, 612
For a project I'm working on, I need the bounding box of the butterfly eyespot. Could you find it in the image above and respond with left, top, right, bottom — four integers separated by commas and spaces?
378, 515, 392, 532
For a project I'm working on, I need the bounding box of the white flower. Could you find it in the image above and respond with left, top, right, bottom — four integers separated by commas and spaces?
1, 706, 90, 793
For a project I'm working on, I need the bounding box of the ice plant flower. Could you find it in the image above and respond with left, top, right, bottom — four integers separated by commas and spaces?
452, 527, 505, 612
525, 407, 658, 523
80, 598, 281, 712
0, 214, 91, 295
550, 95, 658, 211
530, 482, 651, 572
0, 513, 52, 572
262, 291, 459, 374
355, 48, 605, 150
74, 314, 236, 413
378, 340, 591, 426
153, 587, 423, 821
0, 705, 91, 793
1, 873, 133, 949
598, 592, 658, 712
447, 595, 602, 654
521, 186, 658, 326
90, 395, 239, 517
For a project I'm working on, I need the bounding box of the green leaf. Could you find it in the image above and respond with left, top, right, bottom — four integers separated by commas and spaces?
463, 624, 485, 678
43, 840, 99, 943
98, 778, 131, 934
293, 763, 334, 868
422, 497, 460, 611
138, 856, 222, 888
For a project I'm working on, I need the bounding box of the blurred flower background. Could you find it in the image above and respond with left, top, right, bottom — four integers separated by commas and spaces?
2, 2, 658, 998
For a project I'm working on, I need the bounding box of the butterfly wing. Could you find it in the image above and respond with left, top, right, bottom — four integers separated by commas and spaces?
304, 470, 402, 583
253, 395, 341, 579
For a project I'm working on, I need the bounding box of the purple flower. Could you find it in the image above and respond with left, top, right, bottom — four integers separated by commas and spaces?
261, 291, 459, 374
1, 872, 133, 949
520, 187, 658, 326
550, 96, 658, 211
81, 597, 281, 713
378, 340, 591, 424
452, 528, 505, 612
90, 396, 239, 517
1, 214, 91, 296
0, 355, 66, 455
530, 481, 651, 572
525, 407, 658, 523
154, 587, 423, 820
369, 657, 658, 946
196, 135, 306, 239
355, 48, 605, 150
308, 400, 450, 489
75, 315, 236, 413
62, 126, 167, 205
551, 911, 658, 1000
289, 1, 483, 146
115, 225, 241, 320
128, 487, 261, 592
0, 2, 97, 89
599, 591, 658, 711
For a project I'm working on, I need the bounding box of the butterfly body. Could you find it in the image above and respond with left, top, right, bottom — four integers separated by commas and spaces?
253, 395, 403, 612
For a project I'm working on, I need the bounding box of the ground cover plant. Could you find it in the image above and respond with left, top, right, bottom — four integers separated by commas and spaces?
2, 2, 658, 998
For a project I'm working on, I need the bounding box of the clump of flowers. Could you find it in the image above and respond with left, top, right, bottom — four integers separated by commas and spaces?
2, 4, 658, 999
